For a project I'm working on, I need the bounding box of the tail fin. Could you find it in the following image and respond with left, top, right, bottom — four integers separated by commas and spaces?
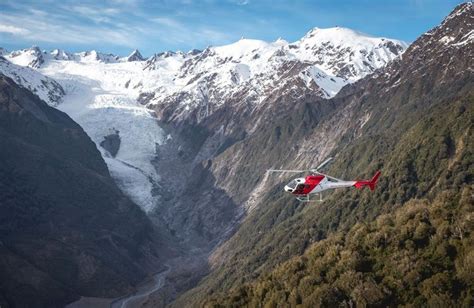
354, 171, 381, 191
368, 171, 381, 191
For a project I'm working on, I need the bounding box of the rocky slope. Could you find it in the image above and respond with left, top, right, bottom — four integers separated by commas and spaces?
173, 2, 473, 306
0, 27, 406, 251
0, 75, 172, 307
145, 30, 406, 255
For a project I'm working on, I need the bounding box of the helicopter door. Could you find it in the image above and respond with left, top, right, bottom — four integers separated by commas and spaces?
294, 184, 308, 194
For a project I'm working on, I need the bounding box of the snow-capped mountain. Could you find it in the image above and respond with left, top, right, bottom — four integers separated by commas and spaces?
3, 28, 407, 116
291, 27, 406, 80
8, 46, 45, 68
0, 27, 406, 213
125, 49, 145, 62
50, 48, 75, 61
140, 28, 407, 122
4, 47, 142, 67
1, 3, 472, 307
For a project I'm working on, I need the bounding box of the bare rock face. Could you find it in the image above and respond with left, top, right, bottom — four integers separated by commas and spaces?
100, 130, 121, 157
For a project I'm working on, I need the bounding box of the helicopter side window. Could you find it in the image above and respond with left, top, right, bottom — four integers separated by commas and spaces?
288, 180, 298, 189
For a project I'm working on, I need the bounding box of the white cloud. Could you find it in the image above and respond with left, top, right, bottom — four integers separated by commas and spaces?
107, 0, 139, 5
0, 2, 247, 53
0, 23, 29, 35
58, 5, 121, 24
199, 28, 230, 42
0, 12, 137, 47
152, 17, 183, 29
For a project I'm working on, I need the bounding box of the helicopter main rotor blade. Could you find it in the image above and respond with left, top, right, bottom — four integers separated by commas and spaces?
267, 169, 307, 173
313, 157, 333, 172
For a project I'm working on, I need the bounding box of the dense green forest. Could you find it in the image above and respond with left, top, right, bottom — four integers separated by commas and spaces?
201, 95, 473, 306
174, 88, 473, 307
204, 186, 473, 307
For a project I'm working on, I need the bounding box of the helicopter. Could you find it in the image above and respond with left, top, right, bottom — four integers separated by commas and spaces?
267, 157, 381, 202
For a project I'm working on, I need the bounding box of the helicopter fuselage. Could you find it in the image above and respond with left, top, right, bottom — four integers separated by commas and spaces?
284, 175, 356, 196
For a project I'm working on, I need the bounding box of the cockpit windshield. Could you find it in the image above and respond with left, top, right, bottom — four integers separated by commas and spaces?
287, 180, 298, 189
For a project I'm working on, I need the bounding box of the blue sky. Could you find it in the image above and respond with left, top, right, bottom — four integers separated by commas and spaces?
0, 0, 465, 57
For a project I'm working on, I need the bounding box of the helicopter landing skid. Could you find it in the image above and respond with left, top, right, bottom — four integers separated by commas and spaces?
296, 193, 323, 203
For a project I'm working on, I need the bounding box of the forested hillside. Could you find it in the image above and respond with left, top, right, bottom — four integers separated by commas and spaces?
204, 97, 473, 307
174, 3, 473, 306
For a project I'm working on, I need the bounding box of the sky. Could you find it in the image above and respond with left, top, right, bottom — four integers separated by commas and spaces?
0, 0, 466, 57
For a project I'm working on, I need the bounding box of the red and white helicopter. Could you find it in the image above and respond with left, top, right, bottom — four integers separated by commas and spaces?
268, 158, 381, 202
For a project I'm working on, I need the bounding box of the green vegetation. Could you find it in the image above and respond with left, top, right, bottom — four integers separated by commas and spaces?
204, 186, 473, 307
196, 95, 473, 307
174, 92, 472, 306
203, 184, 473, 307
174, 9, 473, 304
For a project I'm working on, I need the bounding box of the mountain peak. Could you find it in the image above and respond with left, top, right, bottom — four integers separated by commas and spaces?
302, 26, 387, 45
187, 48, 202, 56
446, 1, 473, 20
434, 1, 473, 31
29, 45, 43, 53
80, 50, 119, 63
305, 26, 363, 37
290, 26, 407, 81
418, 0, 473, 49
213, 38, 269, 58
8, 45, 45, 68
50, 49, 74, 60
126, 49, 144, 62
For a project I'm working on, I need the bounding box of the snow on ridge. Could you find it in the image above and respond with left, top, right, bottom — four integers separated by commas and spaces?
298, 26, 407, 47
0, 56, 64, 106
291, 27, 408, 81
0, 26, 408, 211
3, 27, 406, 96
213, 38, 274, 59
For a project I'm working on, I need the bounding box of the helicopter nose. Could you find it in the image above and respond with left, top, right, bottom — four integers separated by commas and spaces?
284, 186, 293, 193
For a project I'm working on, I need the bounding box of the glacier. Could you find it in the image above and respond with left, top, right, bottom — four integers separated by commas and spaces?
1, 27, 407, 212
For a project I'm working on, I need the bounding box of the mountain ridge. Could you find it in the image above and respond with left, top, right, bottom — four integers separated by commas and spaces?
0, 5, 471, 306
0, 26, 407, 245
172, 2, 473, 306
